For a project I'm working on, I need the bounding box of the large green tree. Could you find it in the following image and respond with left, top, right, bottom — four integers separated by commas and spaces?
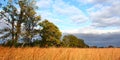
62, 34, 89, 48
39, 20, 62, 47
0, 0, 41, 46
19, 0, 41, 46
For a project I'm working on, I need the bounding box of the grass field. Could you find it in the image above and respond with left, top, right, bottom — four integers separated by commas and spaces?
0, 47, 120, 60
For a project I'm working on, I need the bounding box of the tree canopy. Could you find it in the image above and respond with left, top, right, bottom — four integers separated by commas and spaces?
62, 34, 89, 48
39, 20, 62, 47
0, 0, 41, 47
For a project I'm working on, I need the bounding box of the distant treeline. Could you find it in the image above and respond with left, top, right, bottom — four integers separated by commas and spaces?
90, 45, 118, 48
1, 34, 89, 48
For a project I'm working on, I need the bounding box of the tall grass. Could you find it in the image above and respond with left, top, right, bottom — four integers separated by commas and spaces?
0, 47, 120, 60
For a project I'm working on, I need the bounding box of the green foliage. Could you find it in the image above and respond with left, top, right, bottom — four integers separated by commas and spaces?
62, 34, 89, 48
32, 40, 41, 47
108, 45, 114, 48
39, 20, 62, 47
17, 0, 41, 44
0, 0, 41, 47
3, 40, 21, 48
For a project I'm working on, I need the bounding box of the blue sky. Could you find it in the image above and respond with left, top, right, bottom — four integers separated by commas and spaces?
36, 0, 120, 34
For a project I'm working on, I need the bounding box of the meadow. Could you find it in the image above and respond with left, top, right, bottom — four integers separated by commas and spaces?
0, 47, 120, 60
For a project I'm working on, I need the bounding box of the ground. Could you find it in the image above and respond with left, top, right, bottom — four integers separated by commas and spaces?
0, 47, 120, 60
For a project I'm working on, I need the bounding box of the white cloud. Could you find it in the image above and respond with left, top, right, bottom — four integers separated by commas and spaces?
36, 0, 53, 9
53, 4, 82, 16
87, 4, 103, 12
36, 0, 120, 34
62, 29, 80, 34
0, 19, 11, 30
62, 26, 120, 34
92, 17, 120, 27
36, 0, 88, 25
70, 15, 89, 23
77, 0, 114, 4
88, 0, 120, 27
53, 0, 88, 23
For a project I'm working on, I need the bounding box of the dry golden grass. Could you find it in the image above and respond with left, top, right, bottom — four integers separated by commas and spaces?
0, 47, 120, 60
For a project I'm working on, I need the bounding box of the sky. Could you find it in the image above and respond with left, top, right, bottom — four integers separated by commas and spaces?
36, 0, 120, 33
0, 0, 120, 47
36, 0, 120, 47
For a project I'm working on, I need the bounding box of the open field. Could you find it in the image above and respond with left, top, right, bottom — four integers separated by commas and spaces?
0, 47, 120, 60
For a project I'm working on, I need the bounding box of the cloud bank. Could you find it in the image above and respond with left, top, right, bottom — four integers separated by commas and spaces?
74, 32, 120, 47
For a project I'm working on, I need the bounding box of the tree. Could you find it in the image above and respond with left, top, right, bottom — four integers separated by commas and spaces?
0, 0, 41, 47
0, 1, 18, 44
19, 0, 41, 46
90, 46, 97, 48
108, 45, 114, 48
62, 34, 88, 48
39, 20, 62, 47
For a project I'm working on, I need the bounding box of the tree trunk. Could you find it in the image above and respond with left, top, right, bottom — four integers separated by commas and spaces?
15, 21, 21, 42
14, 8, 23, 42
11, 18, 15, 41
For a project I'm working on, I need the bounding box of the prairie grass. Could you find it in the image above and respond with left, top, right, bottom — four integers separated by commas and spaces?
0, 47, 120, 60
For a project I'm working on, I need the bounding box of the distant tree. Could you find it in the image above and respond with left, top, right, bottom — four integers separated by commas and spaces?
39, 20, 62, 47
108, 45, 114, 48
90, 46, 97, 48
62, 34, 88, 48
99, 46, 104, 48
